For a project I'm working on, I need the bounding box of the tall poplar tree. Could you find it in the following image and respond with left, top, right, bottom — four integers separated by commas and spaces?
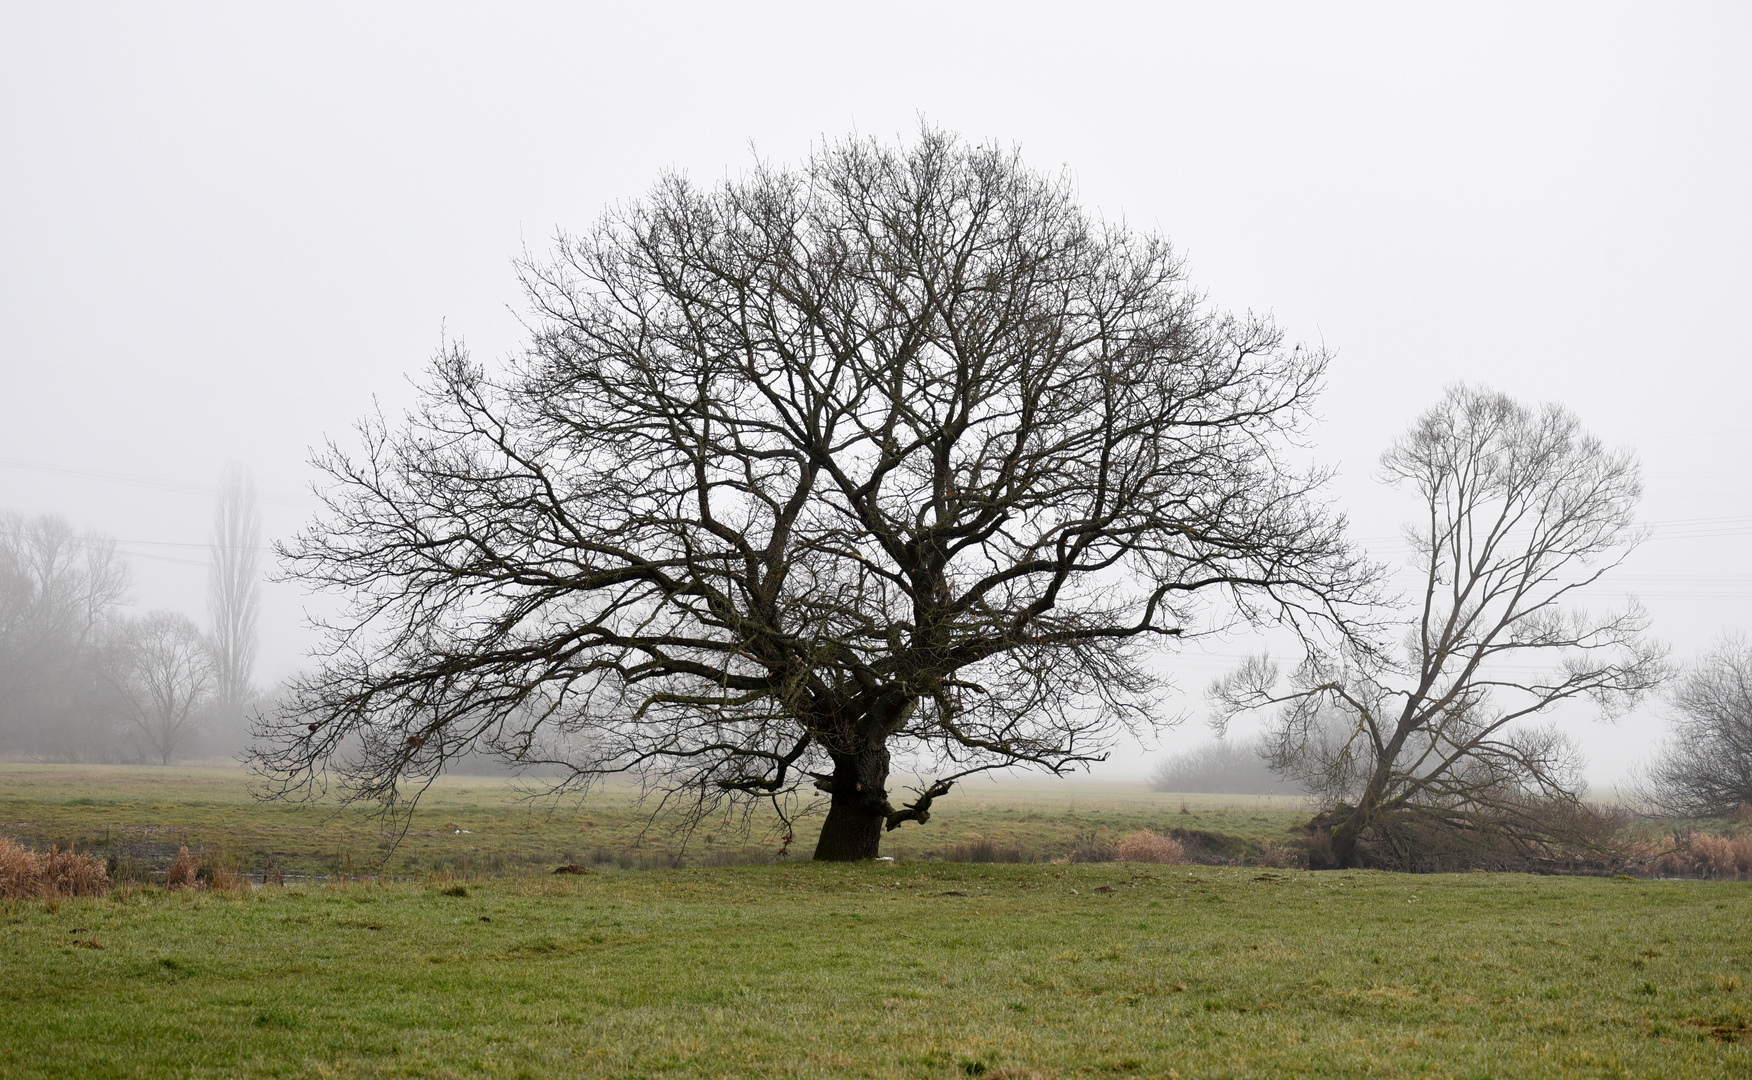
208, 462, 261, 733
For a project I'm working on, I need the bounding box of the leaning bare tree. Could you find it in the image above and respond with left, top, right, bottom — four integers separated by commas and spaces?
1638, 635, 1752, 818
208, 462, 261, 735
256, 130, 1368, 860
1213, 386, 1666, 869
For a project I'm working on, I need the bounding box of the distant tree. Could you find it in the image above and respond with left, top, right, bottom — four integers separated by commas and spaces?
1149, 737, 1292, 796
112, 611, 214, 766
207, 463, 261, 736
258, 130, 1370, 860
1638, 635, 1752, 818
1213, 386, 1667, 869
0, 512, 129, 760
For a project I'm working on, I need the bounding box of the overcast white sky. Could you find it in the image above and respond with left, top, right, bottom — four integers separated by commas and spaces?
2, 2, 1747, 785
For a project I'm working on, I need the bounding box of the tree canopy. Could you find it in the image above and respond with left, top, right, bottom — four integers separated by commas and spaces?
258, 131, 1368, 859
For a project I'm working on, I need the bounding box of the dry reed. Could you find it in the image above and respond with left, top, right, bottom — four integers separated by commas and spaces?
0, 837, 111, 899
1664, 834, 1752, 879
202, 855, 246, 892
166, 846, 200, 889
1630, 831, 1752, 880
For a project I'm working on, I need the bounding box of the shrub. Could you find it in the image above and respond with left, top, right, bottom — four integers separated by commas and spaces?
0, 837, 111, 899
1115, 831, 1185, 865
1252, 841, 1303, 869
1066, 830, 1115, 863
1316, 798, 1635, 873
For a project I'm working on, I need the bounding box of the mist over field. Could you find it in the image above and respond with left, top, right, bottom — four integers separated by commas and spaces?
2, 5, 1747, 793
3, 11, 1752, 1077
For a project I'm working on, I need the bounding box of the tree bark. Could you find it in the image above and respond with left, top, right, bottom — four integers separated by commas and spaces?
1323, 719, 1416, 869
1327, 753, 1400, 868
1326, 803, 1367, 869
812, 742, 892, 861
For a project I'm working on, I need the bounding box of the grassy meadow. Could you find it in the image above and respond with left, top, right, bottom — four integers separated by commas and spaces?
2, 764, 1749, 1078
0, 763, 1310, 878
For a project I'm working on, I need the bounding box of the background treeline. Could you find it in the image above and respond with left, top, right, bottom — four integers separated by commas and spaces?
1148, 736, 1305, 796
0, 468, 261, 764
0, 512, 134, 761
2, 461, 1747, 838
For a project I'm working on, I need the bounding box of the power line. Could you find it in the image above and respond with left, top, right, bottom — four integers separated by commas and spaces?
77, 536, 275, 553
0, 457, 309, 508
1353, 512, 1752, 549
1639, 428, 1752, 441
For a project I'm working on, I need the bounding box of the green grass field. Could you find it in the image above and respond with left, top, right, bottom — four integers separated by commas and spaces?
3, 764, 1749, 1078
0, 763, 1311, 877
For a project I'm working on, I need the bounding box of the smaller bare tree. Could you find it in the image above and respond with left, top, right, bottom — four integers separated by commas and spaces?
1213, 386, 1667, 869
1638, 635, 1752, 818
111, 611, 214, 766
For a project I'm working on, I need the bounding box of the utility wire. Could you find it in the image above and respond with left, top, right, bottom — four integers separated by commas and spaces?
0, 457, 308, 508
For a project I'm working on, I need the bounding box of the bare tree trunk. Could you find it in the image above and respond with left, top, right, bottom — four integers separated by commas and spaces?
1327, 795, 1373, 868
1328, 731, 1405, 868
813, 742, 892, 862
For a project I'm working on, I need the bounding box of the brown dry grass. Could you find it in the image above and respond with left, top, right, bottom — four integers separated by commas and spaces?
1656, 833, 1752, 879
1114, 830, 1185, 864
201, 854, 246, 892
156, 846, 249, 891
165, 846, 200, 889
1625, 830, 1752, 880
0, 836, 111, 899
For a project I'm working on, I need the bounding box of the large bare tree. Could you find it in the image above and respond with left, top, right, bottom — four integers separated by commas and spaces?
1214, 386, 1667, 869
258, 131, 1368, 859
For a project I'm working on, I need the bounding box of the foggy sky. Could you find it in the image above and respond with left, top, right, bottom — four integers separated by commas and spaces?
3, 2, 1747, 785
